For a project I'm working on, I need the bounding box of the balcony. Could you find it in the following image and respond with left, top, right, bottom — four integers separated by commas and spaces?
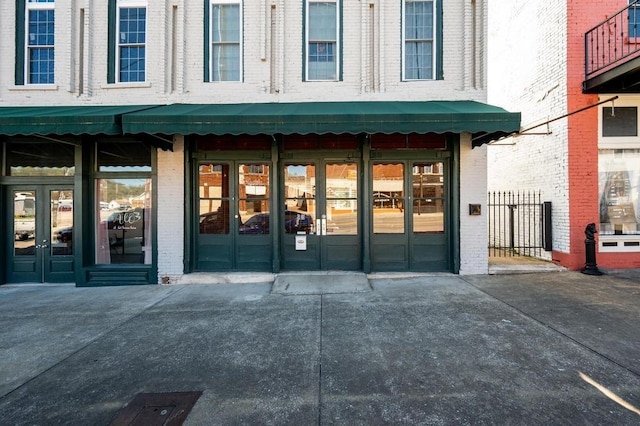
584, 0, 640, 93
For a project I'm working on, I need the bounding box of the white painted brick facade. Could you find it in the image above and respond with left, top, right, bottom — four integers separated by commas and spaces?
487, 0, 568, 258
156, 136, 185, 281
459, 135, 488, 275
1, 0, 495, 276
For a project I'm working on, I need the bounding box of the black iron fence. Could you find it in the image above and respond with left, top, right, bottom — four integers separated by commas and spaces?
585, 0, 640, 79
488, 191, 552, 257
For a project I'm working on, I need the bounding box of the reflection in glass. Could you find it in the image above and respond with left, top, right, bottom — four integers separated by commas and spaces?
238, 164, 270, 235
14, 190, 36, 256
326, 163, 358, 235
51, 190, 74, 255
284, 164, 316, 234
373, 163, 404, 233
95, 178, 152, 264
7, 142, 75, 176
199, 163, 230, 234
413, 162, 444, 233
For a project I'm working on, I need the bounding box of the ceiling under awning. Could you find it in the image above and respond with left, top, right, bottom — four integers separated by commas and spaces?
0, 105, 157, 136
121, 101, 521, 146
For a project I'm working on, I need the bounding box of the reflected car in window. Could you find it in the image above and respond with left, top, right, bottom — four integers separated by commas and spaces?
236, 210, 313, 235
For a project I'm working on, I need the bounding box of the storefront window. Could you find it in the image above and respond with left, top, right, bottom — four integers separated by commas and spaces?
95, 141, 152, 265
599, 149, 640, 235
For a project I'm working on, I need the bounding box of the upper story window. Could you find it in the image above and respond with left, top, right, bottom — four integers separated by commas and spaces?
108, 0, 146, 84
24, 0, 55, 85
209, 0, 242, 82
402, 0, 437, 81
305, 0, 340, 81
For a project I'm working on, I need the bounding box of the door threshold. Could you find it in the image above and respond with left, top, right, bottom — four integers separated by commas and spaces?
272, 271, 371, 295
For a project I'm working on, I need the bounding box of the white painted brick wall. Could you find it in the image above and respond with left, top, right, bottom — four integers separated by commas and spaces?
0, 0, 492, 274
156, 136, 185, 282
487, 0, 568, 257
459, 134, 488, 275
1, 0, 487, 104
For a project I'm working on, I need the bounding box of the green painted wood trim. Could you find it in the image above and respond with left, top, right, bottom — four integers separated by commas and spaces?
451, 134, 460, 273
271, 138, 280, 272
362, 135, 371, 273
73, 142, 85, 286
15, 0, 25, 85
204, 0, 210, 82
436, 0, 443, 80
184, 137, 193, 273
107, 0, 116, 84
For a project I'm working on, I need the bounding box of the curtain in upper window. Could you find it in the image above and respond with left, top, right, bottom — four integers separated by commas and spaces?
403, 0, 434, 80
306, 0, 339, 81
210, 1, 242, 81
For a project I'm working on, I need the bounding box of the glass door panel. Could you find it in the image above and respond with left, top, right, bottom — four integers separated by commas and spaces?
13, 190, 36, 256
325, 163, 358, 235
372, 163, 405, 234
51, 190, 74, 256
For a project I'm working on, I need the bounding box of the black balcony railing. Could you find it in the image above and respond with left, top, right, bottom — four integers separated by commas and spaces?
585, 0, 640, 79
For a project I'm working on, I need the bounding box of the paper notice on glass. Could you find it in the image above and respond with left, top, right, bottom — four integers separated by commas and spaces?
295, 234, 307, 251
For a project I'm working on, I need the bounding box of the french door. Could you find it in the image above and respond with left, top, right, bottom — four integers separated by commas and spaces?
196, 161, 272, 271
281, 160, 361, 270
6, 186, 75, 283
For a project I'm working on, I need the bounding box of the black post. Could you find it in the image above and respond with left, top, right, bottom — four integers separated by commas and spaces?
581, 223, 603, 275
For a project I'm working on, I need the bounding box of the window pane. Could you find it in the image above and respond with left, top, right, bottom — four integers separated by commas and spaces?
405, 1, 433, 39
599, 149, 640, 235
96, 179, 152, 264
119, 8, 146, 44
14, 191, 36, 255
212, 4, 240, 42
238, 163, 270, 235
51, 190, 74, 256
199, 163, 230, 234
373, 163, 404, 233
212, 44, 240, 81
405, 41, 433, 80
602, 107, 637, 137
119, 46, 146, 82
413, 162, 444, 233
284, 164, 316, 234
326, 163, 358, 235
309, 2, 336, 40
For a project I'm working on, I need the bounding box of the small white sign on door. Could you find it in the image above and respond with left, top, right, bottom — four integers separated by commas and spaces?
295, 233, 307, 251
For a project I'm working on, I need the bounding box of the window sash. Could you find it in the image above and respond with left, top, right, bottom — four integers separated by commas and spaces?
210, 2, 242, 82
116, 5, 146, 82
305, 0, 339, 81
25, 1, 54, 84
402, 0, 436, 81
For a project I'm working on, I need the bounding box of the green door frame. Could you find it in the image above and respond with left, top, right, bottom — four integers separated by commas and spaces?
5, 184, 76, 283
191, 150, 273, 272
279, 149, 362, 271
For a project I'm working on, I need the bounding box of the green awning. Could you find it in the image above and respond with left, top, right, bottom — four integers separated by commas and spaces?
122, 101, 521, 145
0, 105, 157, 136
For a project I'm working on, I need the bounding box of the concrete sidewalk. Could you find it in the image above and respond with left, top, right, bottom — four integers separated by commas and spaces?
0, 272, 639, 425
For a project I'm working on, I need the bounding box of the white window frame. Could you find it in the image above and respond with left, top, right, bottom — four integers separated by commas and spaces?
24, 0, 55, 85
599, 99, 640, 149
305, 0, 340, 82
209, 0, 243, 82
116, 0, 147, 83
401, 0, 437, 81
